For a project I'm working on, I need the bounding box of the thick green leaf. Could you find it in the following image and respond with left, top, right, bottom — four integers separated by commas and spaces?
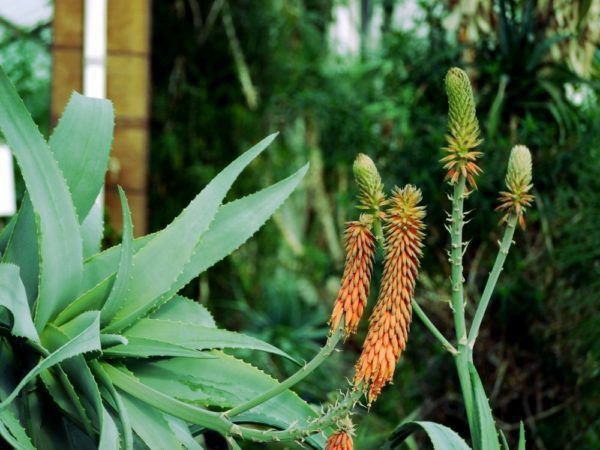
499, 430, 510, 450
123, 318, 294, 361
53, 366, 96, 436
518, 422, 526, 450
55, 275, 115, 326
120, 392, 182, 450
49, 342, 107, 440
104, 363, 230, 439
91, 360, 133, 450
0, 311, 101, 408
1, 93, 110, 296
98, 407, 119, 450
100, 334, 128, 348
469, 363, 501, 450
1, 199, 38, 303
129, 354, 326, 448
151, 295, 216, 328
80, 162, 307, 297
101, 187, 134, 326
0, 338, 16, 399
42, 323, 109, 438
81, 201, 104, 258
105, 133, 278, 332
103, 337, 211, 359
48, 91, 114, 220
61, 419, 97, 450
80, 235, 153, 295
40, 369, 86, 427
164, 416, 205, 450
0, 67, 83, 331
158, 163, 310, 303
383, 421, 471, 450
0, 214, 16, 253
0, 263, 39, 343
0, 408, 35, 450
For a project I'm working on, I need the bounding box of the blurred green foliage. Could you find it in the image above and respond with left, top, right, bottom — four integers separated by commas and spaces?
0, 20, 51, 136
0, 18, 51, 218
148, 1, 597, 448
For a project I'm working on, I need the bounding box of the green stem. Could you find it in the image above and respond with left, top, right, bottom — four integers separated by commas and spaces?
373, 215, 385, 247
450, 178, 468, 344
226, 325, 343, 418
467, 214, 518, 355
226, 436, 242, 450
412, 299, 457, 355
449, 177, 474, 428
234, 389, 360, 443
56, 367, 96, 437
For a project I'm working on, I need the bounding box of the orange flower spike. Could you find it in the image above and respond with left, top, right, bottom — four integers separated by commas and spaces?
354, 185, 426, 403
330, 217, 376, 337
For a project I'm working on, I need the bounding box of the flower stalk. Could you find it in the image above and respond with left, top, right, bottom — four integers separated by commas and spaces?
449, 176, 475, 427
411, 299, 457, 355
233, 389, 362, 443
226, 324, 344, 418
470, 145, 534, 353
468, 214, 518, 354
442, 67, 484, 429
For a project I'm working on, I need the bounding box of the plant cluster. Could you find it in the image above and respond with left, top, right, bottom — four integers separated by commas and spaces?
0, 63, 329, 449
0, 55, 541, 449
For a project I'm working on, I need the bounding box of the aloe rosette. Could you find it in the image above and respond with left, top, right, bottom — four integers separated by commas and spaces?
0, 66, 332, 449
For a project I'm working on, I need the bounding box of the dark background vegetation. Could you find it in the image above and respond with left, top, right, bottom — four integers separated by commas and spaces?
3, 0, 598, 448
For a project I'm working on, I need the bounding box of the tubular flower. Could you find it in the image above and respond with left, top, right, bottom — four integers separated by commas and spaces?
354, 185, 426, 403
326, 418, 355, 450
441, 67, 483, 189
329, 217, 376, 337
325, 431, 354, 450
497, 145, 535, 229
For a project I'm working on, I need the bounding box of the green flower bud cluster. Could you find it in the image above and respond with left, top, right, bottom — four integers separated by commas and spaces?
497, 145, 535, 228
506, 145, 533, 193
441, 68, 483, 188
353, 153, 386, 212
445, 67, 482, 154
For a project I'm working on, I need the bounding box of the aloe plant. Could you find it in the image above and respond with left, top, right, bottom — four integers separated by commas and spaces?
0, 64, 354, 449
